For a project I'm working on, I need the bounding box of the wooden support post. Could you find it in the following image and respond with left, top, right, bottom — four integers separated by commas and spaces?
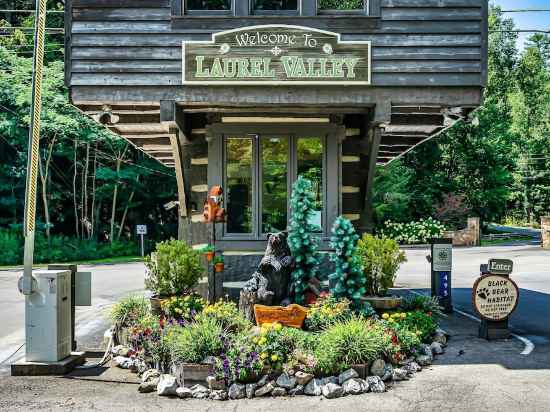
359, 125, 382, 233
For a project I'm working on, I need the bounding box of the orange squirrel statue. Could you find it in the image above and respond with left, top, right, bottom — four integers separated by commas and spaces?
203, 185, 226, 223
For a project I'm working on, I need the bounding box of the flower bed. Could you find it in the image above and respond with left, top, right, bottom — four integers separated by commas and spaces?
109, 293, 448, 401
380, 218, 446, 244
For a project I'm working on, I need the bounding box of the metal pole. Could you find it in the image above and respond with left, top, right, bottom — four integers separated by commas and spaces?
140, 234, 144, 257
21, 0, 48, 296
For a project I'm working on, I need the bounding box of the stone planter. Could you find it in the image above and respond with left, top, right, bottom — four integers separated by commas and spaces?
350, 363, 370, 379
361, 296, 402, 311
171, 362, 212, 385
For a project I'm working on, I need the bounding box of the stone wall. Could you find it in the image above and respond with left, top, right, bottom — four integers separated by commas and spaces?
446, 217, 480, 247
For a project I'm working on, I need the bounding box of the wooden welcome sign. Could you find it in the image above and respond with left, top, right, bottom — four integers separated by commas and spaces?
254, 304, 308, 329
182, 25, 371, 86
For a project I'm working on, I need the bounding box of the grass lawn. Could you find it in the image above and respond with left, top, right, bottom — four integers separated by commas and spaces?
481, 236, 534, 246
0, 255, 143, 270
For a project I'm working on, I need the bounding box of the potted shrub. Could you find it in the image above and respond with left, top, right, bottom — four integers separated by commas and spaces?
213, 255, 224, 273
144, 239, 204, 314
354, 234, 407, 310
202, 245, 215, 262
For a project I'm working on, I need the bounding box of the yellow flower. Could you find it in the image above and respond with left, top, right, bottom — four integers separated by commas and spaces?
262, 322, 272, 328
260, 352, 268, 360
400, 313, 406, 319
274, 323, 282, 331
259, 337, 267, 345
382, 313, 389, 320
252, 337, 259, 344
271, 354, 278, 362
388, 318, 394, 323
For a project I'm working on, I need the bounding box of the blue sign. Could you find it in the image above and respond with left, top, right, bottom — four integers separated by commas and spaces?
437, 271, 451, 298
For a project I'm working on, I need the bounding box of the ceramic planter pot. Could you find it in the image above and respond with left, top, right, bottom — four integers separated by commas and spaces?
214, 263, 224, 273
205, 251, 215, 262
361, 296, 403, 310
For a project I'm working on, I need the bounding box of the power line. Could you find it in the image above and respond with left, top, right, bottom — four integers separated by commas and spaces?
501, 9, 550, 13
0, 9, 63, 13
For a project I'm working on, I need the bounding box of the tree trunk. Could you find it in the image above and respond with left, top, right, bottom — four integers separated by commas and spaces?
117, 175, 139, 240
90, 142, 97, 239
83, 142, 90, 238
109, 161, 120, 244
73, 139, 80, 239
38, 137, 56, 240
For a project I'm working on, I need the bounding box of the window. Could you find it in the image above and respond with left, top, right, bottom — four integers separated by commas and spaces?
223, 133, 327, 238
185, 0, 232, 14
318, 0, 368, 14
252, 0, 298, 14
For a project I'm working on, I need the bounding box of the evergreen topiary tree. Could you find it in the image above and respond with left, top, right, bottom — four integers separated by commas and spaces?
288, 176, 321, 304
328, 216, 367, 309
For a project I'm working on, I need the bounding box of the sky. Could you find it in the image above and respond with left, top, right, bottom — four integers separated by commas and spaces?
492, 0, 550, 50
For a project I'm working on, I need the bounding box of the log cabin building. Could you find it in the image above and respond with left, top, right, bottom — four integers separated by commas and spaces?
65, 0, 488, 281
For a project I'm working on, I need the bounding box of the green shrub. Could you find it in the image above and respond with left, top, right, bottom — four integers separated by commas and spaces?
395, 311, 438, 342
305, 295, 353, 331
167, 317, 224, 364
380, 218, 445, 244
319, 0, 363, 10
0, 230, 22, 265
110, 294, 150, 327
144, 239, 204, 296
355, 234, 407, 296
314, 317, 388, 373
215, 332, 263, 383
196, 299, 252, 332
161, 293, 206, 321
399, 294, 444, 319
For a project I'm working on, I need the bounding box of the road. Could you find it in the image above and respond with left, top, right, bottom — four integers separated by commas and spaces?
0, 262, 146, 375
396, 244, 550, 347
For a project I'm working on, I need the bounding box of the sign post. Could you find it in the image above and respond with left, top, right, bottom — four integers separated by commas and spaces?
430, 238, 453, 313
136, 225, 147, 257
473, 259, 518, 340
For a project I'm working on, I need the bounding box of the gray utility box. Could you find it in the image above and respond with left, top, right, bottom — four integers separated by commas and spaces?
25, 270, 72, 362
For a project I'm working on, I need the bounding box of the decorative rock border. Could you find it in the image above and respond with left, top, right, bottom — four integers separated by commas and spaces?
124, 329, 449, 401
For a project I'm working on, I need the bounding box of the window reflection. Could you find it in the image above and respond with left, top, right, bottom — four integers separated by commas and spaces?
226, 138, 253, 234
254, 0, 298, 11
262, 137, 288, 233
297, 137, 323, 232
186, 0, 231, 10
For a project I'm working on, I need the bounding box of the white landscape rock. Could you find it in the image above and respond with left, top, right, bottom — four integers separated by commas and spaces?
392, 368, 409, 381
255, 381, 275, 397
370, 359, 386, 377
272, 387, 287, 397
366, 376, 386, 393
276, 373, 297, 390
430, 341, 444, 355
338, 368, 359, 385
342, 378, 364, 395
176, 387, 193, 399
304, 378, 323, 396
415, 355, 432, 367
228, 383, 246, 400
322, 383, 344, 399
138, 378, 159, 393
245, 383, 257, 399
209, 390, 228, 401
157, 374, 178, 396
206, 375, 226, 390
294, 371, 314, 386
289, 385, 304, 396
190, 384, 210, 399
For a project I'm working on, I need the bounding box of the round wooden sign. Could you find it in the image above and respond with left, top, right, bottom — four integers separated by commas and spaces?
472, 275, 519, 321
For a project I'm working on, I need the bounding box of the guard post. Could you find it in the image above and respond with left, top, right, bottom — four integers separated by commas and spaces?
474, 259, 518, 340
430, 238, 453, 313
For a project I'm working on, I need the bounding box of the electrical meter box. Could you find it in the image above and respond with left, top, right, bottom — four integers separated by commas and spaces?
25, 270, 72, 362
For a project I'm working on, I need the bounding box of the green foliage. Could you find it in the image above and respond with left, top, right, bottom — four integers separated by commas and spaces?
392, 311, 438, 342
380, 218, 446, 244
161, 293, 206, 321
167, 317, 225, 364
212, 255, 224, 265
355, 234, 407, 296
318, 0, 363, 10
196, 300, 252, 332
144, 239, 204, 296
314, 317, 388, 373
109, 295, 150, 327
328, 216, 366, 308
399, 294, 444, 319
214, 331, 263, 383
305, 294, 353, 331
288, 176, 321, 304
0, 228, 138, 265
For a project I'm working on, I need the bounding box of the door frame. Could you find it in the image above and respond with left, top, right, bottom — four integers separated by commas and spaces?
207, 122, 343, 250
